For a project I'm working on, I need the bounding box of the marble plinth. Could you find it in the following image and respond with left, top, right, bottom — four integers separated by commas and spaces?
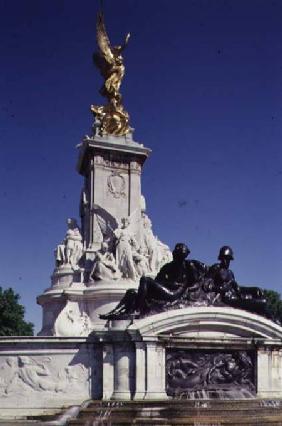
1, 307, 282, 419
37, 279, 139, 336
0, 337, 99, 419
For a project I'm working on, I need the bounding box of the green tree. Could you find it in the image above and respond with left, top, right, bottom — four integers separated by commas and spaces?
264, 289, 282, 324
0, 287, 34, 336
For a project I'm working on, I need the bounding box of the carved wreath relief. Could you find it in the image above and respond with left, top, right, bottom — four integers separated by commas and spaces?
166, 350, 255, 399
107, 171, 126, 199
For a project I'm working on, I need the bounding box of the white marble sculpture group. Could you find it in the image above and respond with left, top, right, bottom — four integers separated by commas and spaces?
35, 126, 172, 337
0, 356, 87, 396
55, 218, 83, 271
54, 206, 171, 284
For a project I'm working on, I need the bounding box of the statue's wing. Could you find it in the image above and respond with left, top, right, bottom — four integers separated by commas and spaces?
93, 52, 111, 80
94, 205, 118, 247
127, 209, 142, 230
126, 212, 141, 246
96, 12, 115, 65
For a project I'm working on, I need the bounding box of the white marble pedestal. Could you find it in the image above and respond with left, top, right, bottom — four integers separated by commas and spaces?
1, 307, 282, 419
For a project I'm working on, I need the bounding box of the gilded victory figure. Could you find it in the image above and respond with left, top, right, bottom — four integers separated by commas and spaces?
91, 11, 131, 136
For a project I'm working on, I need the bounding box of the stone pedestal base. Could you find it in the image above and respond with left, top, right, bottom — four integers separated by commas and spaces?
2, 308, 282, 419
92, 307, 282, 401
51, 265, 74, 288
37, 279, 138, 336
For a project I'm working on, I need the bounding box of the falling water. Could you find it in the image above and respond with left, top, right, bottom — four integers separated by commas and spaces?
174, 387, 255, 400
91, 401, 124, 426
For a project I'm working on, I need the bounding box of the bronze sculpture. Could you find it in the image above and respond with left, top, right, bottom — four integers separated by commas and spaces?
166, 350, 255, 398
135, 243, 206, 315
100, 243, 207, 319
101, 243, 276, 322
91, 11, 131, 136
206, 246, 272, 318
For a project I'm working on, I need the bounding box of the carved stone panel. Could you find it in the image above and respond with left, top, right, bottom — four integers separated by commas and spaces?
107, 171, 126, 199
166, 349, 256, 399
0, 354, 90, 404
93, 151, 131, 171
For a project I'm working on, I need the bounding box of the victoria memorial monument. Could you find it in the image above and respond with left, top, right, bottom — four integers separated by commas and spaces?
1, 10, 282, 424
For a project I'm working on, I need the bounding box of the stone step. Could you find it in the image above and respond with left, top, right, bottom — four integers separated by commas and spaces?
68, 416, 282, 426
96, 405, 280, 412
76, 408, 282, 421
67, 402, 282, 425
0, 422, 43, 425
86, 399, 282, 410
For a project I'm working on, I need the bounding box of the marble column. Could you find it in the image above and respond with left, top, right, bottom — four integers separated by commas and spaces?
102, 343, 114, 399
111, 343, 135, 400
134, 341, 146, 400
257, 346, 282, 398
144, 341, 168, 400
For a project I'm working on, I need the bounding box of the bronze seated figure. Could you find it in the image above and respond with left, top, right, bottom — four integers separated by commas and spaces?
100, 243, 274, 322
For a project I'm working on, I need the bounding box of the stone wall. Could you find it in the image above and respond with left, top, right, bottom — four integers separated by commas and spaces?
1, 308, 282, 418
0, 337, 101, 418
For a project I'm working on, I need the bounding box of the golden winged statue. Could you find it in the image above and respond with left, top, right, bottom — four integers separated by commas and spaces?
91, 12, 131, 137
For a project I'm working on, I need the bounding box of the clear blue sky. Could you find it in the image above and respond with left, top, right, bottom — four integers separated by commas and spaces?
0, 0, 282, 333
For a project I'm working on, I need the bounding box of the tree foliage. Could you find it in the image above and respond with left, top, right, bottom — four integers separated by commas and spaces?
0, 287, 34, 336
264, 289, 282, 324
